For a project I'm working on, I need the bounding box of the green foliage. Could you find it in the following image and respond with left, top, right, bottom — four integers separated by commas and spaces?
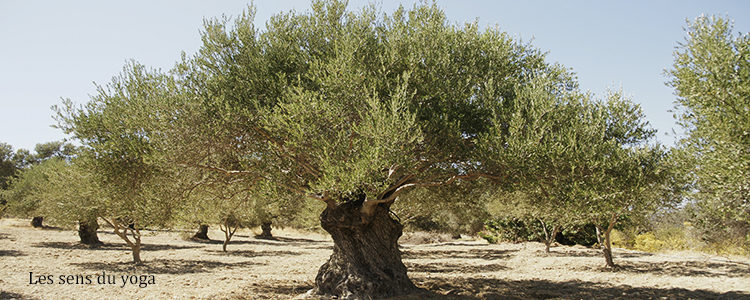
558, 224, 598, 247
3, 158, 65, 218
480, 217, 544, 244
0, 143, 18, 191
394, 181, 490, 235
667, 15, 750, 250
54, 62, 183, 230
480, 217, 598, 246
32, 141, 76, 163
170, 0, 575, 211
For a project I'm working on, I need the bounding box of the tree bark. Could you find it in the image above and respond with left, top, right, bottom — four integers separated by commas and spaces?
132, 244, 142, 264
31, 216, 44, 228
596, 224, 616, 268
257, 222, 274, 239
102, 218, 142, 264
312, 198, 417, 299
540, 220, 559, 254
192, 224, 210, 240
78, 218, 102, 246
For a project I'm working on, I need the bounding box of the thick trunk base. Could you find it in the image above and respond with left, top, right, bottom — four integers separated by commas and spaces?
31, 216, 44, 228
603, 247, 616, 268
192, 225, 210, 240
78, 220, 102, 247
312, 199, 416, 299
257, 222, 274, 240
132, 246, 142, 265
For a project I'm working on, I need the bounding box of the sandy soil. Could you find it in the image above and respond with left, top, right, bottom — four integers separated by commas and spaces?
1, 218, 748, 300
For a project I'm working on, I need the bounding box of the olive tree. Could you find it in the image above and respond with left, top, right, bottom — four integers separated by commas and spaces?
2, 141, 76, 227
55, 63, 184, 264
176, 169, 282, 251
667, 16, 749, 249
3, 158, 60, 227
27, 157, 105, 246
566, 92, 673, 268
495, 85, 602, 254
60, 1, 631, 297
169, 2, 583, 297
0, 143, 19, 192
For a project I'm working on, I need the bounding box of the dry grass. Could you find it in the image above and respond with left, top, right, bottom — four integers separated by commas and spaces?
1, 218, 748, 299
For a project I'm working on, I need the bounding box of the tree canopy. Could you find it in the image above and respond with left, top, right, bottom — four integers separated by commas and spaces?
667, 16, 750, 247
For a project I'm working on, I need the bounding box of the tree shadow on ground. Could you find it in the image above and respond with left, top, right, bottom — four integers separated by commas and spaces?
32, 241, 200, 251
196, 236, 328, 248
188, 238, 277, 246
0, 249, 25, 257
548, 249, 603, 258
71, 259, 263, 274
0, 290, 35, 300
275, 236, 329, 244
34, 224, 63, 231
606, 260, 750, 278
410, 277, 750, 300
402, 249, 516, 260
406, 262, 508, 274
205, 249, 304, 258
232, 279, 314, 298
549, 248, 654, 259
302, 244, 334, 251
419, 242, 492, 247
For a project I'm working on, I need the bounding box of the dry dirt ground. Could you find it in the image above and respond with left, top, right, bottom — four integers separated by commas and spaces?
1, 218, 748, 300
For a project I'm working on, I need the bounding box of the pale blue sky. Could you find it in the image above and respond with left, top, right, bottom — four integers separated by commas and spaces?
1, 0, 748, 151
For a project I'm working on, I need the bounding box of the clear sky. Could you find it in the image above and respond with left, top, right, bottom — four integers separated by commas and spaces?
1, 0, 748, 151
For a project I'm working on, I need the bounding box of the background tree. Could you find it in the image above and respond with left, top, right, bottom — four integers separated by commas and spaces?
0, 143, 18, 191
3, 158, 60, 227
567, 92, 674, 268
0, 142, 20, 212
55, 63, 183, 264
23, 157, 104, 246
175, 168, 278, 251
667, 15, 750, 251
393, 181, 490, 238
3, 141, 76, 227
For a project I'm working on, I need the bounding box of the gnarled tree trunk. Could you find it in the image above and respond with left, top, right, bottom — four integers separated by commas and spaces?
31, 216, 44, 228
192, 224, 210, 240
257, 222, 274, 239
78, 218, 102, 246
312, 198, 417, 299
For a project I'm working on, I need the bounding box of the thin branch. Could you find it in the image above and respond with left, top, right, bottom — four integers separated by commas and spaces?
250, 125, 322, 178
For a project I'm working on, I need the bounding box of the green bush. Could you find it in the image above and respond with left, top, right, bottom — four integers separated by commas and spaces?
557, 224, 598, 247
610, 229, 635, 248
633, 232, 666, 252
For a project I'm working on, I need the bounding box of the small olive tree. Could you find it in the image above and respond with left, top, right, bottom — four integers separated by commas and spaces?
55, 63, 184, 264
570, 93, 673, 268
